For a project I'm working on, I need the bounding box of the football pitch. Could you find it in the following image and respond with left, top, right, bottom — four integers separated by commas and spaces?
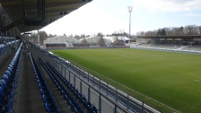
51, 48, 201, 113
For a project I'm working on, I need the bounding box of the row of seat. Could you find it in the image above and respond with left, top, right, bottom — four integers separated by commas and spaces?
29, 53, 60, 113
6, 48, 23, 113
0, 42, 23, 113
0, 40, 19, 57
46, 62, 98, 113
38, 58, 84, 113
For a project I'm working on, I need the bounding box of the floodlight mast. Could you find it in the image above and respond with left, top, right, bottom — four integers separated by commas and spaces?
128, 6, 133, 46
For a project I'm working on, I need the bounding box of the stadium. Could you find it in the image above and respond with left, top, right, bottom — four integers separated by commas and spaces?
0, 0, 201, 113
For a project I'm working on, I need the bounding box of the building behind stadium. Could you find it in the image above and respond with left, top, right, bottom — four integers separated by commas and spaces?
43, 35, 130, 49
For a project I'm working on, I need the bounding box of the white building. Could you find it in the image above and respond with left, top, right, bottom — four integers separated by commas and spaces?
44, 36, 79, 48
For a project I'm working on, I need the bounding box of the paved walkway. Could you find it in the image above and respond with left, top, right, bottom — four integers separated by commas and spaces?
13, 49, 46, 113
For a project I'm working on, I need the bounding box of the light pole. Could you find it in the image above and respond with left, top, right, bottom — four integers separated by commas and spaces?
128, 6, 133, 46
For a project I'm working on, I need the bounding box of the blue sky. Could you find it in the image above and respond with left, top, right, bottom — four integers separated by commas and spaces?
42, 0, 201, 35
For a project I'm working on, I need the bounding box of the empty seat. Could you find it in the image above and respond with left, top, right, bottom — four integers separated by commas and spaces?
0, 87, 4, 98
42, 95, 48, 104
0, 80, 7, 91
5, 70, 11, 78
2, 74, 9, 83
92, 105, 98, 113
45, 103, 51, 113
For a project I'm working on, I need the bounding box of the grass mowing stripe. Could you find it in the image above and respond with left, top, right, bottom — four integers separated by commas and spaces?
51, 48, 201, 113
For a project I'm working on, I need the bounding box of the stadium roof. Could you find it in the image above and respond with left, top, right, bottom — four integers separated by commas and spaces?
0, 0, 92, 33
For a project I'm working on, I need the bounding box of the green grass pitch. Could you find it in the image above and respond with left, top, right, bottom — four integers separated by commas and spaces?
51, 48, 201, 113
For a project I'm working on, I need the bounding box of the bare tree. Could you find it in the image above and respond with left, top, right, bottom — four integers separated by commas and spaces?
198, 26, 201, 35
39, 31, 48, 45
136, 31, 145, 36
179, 26, 184, 35
74, 35, 80, 39
170, 27, 184, 36
48, 34, 54, 37
157, 29, 166, 36
137, 25, 201, 36
97, 32, 104, 37
81, 38, 87, 44
80, 34, 86, 38
184, 25, 199, 35
98, 37, 105, 45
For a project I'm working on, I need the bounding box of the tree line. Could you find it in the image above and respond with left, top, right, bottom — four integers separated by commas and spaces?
136, 25, 201, 36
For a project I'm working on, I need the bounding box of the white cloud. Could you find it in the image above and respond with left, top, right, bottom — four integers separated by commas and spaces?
184, 13, 201, 17
43, 1, 128, 35
133, 0, 201, 12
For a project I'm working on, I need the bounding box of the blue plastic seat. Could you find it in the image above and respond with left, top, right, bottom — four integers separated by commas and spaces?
0, 86, 4, 97
92, 105, 98, 113
69, 100, 73, 107
74, 108, 79, 113
40, 89, 45, 95
87, 101, 92, 107
74, 89, 78, 95
0, 79, 6, 90
5, 70, 11, 77
50, 97, 56, 105
82, 96, 87, 103
69, 101, 76, 112
2, 74, 9, 83
8, 65, 13, 70
64, 95, 70, 103
6, 99, 13, 113
10, 61, 14, 65
11, 62, 16, 67
45, 103, 51, 113
42, 95, 48, 103
7, 67, 12, 73
87, 101, 93, 111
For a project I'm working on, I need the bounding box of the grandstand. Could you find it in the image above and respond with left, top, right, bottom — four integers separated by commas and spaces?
133, 36, 201, 53
44, 35, 129, 49
44, 36, 79, 49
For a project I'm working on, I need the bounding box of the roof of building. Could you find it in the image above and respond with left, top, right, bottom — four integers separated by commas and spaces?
44, 36, 79, 43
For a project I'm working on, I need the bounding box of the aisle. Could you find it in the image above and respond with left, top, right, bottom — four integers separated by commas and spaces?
13, 50, 46, 113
